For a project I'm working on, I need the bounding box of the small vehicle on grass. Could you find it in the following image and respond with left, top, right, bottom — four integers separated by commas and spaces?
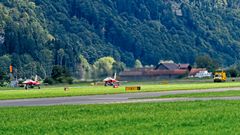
214, 71, 226, 82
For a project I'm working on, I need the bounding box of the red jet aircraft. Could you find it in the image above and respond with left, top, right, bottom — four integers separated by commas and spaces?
23, 76, 41, 89
103, 73, 119, 87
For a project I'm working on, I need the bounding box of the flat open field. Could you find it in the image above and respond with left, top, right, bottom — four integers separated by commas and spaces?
0, 82, 240, 100
157, 90, 240, 98
1, 101, 240, 134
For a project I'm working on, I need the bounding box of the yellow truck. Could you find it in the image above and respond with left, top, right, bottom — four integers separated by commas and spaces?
213, 71, 227, 82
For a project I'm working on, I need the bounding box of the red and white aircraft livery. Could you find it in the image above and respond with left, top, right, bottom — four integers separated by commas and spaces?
103, 73, 119, 87
23, 75, 41, 89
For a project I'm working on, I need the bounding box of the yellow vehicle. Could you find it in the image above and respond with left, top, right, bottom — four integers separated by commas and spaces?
214, 71, 227, 82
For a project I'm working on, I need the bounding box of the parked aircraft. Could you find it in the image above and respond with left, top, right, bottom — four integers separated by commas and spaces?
23, 75, 41, 89
103, 73, 119, 87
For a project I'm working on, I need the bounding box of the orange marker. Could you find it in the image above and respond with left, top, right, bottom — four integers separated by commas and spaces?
10, 65, 13, 73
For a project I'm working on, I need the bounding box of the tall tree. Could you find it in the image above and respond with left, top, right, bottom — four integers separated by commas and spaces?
195, 55, 219, 71
93, 56, 116, 78
134, 59, 143, 68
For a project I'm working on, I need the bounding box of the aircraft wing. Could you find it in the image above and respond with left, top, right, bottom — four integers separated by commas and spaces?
103, 77, 114, 81
23, 80, 34, 84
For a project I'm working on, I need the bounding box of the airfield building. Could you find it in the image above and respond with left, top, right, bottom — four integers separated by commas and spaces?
119, 62, 207, 81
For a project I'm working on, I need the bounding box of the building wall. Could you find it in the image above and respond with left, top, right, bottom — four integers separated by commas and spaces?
120, 75, 181, 81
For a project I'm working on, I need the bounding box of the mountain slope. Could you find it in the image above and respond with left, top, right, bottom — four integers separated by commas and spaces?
1, 0, 240, 77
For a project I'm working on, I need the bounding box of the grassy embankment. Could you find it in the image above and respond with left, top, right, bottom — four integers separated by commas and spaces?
0, 82, 240, 100
0, 101, 240, 134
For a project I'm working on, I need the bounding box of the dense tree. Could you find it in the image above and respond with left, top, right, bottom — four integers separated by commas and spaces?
39, 49, 53, 78
195, 55, 219, 72
0, 55, 11, 73
1, 0, 240, 79
78, 55, 92, 80
93, 56, 116, 78
134, 59, 143, 68
0, 68, 9, 87
112, 61, 126, 74
226, 68, 238, 78
50, 65, 73, 84
51, 66, 70, 80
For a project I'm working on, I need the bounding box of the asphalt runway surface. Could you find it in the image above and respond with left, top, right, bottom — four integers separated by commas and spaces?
1, 87, 240, 107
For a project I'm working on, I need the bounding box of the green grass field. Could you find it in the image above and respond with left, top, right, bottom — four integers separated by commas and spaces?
1, 101, 240, 134
0, 82, 240, 100
157, 90, 240, 98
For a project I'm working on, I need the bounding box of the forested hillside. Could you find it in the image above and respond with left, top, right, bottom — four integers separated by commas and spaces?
1, 0, 240, 78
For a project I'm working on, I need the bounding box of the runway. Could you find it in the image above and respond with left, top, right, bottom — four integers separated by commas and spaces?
1, 87, 240, 106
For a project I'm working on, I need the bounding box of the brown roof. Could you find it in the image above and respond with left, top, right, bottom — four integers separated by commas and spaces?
121, 68, 207, 77
155, 63, 179, 70
179, 64, 190, 69
119, 71, 143, 76
129, 67, 154, 72
144, 69, 188, 76
120, 69, 188, 77
156, 63, 191, 70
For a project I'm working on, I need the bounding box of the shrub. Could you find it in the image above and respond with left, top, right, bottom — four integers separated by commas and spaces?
227, 68, 238, 78
44, 77, 55, 85
65, 77, 73, 84
54, 76, 73, 84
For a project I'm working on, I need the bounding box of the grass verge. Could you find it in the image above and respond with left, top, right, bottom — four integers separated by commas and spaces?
0, 82, 240, 100
158, 90, 240, 98
0, 101, 240, 134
